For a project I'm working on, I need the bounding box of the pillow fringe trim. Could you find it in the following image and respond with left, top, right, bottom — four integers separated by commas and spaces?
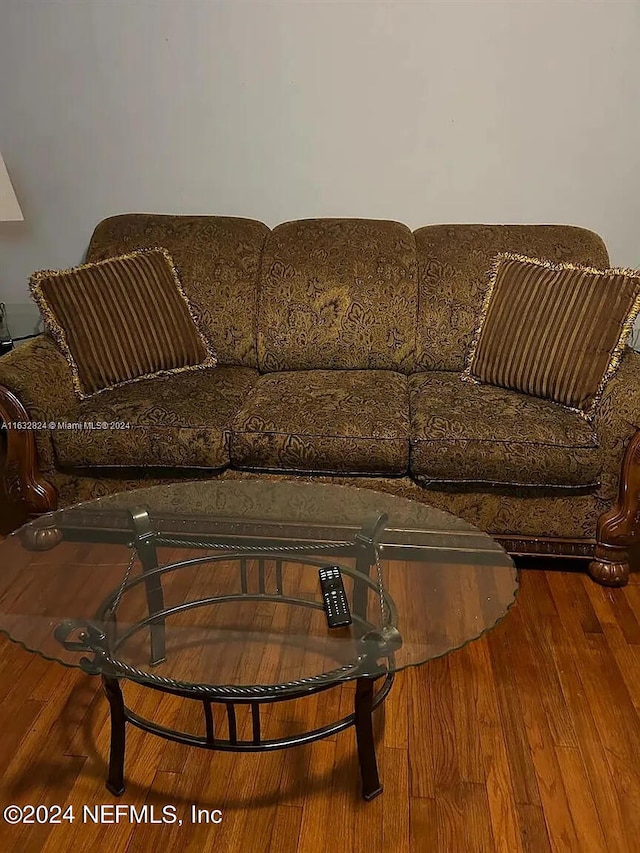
29, 247, 217, 400
460, 251, 640, 421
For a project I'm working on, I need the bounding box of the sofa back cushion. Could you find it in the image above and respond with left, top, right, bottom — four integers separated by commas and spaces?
413, 224, 610, 372
87, 214, 270, 368
256, 218, 418, 372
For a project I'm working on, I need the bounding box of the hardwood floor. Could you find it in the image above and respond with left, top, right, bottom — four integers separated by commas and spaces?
0, 560, 639, 852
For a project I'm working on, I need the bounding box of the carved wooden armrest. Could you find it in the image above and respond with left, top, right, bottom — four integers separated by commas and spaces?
589, 429, 640, 586
0, 385, 57, 515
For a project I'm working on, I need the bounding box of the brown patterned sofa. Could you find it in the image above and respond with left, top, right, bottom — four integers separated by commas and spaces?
1, 215, 639, 585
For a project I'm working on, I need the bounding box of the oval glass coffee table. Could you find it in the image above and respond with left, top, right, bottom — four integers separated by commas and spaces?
0, 481, 517, 800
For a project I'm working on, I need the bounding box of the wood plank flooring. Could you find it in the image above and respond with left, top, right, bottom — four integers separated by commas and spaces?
0, 562, 639, 851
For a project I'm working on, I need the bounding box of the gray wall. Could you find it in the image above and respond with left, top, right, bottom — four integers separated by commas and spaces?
1, 0, 639, 339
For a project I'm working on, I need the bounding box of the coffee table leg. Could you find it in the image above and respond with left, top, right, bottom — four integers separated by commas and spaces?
355, 677, 383, 800
102, 675, 126, 796
130, 508, 166, 665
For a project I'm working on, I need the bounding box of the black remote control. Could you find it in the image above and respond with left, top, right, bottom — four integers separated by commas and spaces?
318, 566, 352, 628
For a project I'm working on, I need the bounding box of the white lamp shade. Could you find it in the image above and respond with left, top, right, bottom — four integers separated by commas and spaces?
0, 153, 23, 221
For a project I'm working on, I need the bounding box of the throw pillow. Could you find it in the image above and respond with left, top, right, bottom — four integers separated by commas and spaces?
462, 253, 640, 419
30, 247, 216, 399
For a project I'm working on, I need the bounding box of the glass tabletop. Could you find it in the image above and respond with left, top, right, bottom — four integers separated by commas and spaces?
0, 481, 518, 694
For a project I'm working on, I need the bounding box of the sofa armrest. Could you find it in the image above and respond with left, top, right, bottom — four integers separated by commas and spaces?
0, 335, 76, 479
0, 334, 76, 419
594, 347, 640, 500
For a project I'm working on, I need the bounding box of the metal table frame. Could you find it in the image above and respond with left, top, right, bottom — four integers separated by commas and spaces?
53, 507, 397, 801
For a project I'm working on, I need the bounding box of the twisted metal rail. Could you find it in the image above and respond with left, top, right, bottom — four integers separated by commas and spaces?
155, 536, 355, 553
65, 520, 395, 698
85, 647, 376, 699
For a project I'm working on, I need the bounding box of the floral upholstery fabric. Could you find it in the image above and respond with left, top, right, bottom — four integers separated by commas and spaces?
595, 348, 640, 501
75, 479, 476, 538
50, 471, 191, 508
409, 372, 600, 488
230, 370, 410, 475
47, 468, 604, 541
413, 224, 610, 372
0, 335, 76, 470
257, 219, 418, 372
214, 471, 607, 540
86, 214, 270, 367
417, 484, 603, 540
221, 471, 604, 540
52, 367, 258, 469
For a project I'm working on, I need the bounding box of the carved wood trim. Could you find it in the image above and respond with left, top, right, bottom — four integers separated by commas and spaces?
0, 384, 57, 516
589, 428, 640, 586
495, 535, 595, 560
596, 429, 640, 548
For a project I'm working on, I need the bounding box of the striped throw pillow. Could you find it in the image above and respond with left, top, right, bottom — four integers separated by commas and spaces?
30, 248, 216, 399
462, 253, 640, 419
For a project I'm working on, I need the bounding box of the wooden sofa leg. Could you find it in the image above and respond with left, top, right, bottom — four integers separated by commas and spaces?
589, 429, 640, 587
0, 385, 57, 519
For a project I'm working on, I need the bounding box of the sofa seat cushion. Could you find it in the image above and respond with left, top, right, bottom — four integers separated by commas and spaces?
230, 370, 410, 475
409, 372, 600, 488
53, 367, 259, 470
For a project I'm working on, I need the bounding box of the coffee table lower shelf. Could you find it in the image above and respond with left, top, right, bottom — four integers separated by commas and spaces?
102, 670, 394, 801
